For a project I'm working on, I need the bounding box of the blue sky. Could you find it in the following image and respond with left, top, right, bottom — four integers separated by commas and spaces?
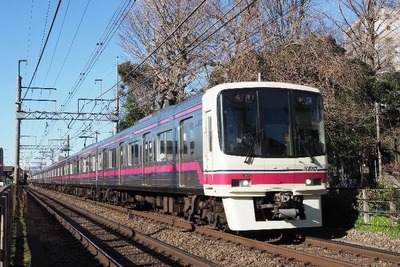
0, 0, 351, 170
1, 1, 130, 168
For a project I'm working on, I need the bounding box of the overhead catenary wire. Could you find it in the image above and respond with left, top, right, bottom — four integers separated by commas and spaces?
43, 0, 71, 86
22, 0, 63, 101
26, 1, 136, 163
46, 0, 208, 152
26, 0, 314, 165
52, 0, 92, 87
55, 0, 258, 153
40, 0, 264, 158
98, 0, 256, 104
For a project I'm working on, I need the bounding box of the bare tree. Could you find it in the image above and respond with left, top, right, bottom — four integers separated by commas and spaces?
207, 0, 322, 84
258, 0, 315, 48
119, 0, 216, 110
205, 0, 265, 84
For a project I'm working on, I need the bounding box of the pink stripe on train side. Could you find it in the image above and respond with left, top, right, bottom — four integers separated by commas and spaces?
174, 104, 202, 119
44, 161, 326, 186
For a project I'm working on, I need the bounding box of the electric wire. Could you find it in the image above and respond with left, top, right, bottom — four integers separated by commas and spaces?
54, 0, 250, 155
43, 0, 71, 85
27, 0, 314, 166
35, 0, 252, 161
26, 1, 135, 163
52, 0, 92, 87
22, 0, 63, 101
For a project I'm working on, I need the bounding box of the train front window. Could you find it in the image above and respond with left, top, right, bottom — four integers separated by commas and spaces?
261, 90, 292, 157
293, 91, 325, 157
220, 90, 261, 157
219, 88, 325, 158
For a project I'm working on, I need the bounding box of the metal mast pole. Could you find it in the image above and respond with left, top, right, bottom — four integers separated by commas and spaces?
114, 56, 119, 134
375, 102, 382, 182
14, 60, 27, 186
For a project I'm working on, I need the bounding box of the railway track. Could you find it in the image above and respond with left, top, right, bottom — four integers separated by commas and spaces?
28, 186, 400, 266
129, 209, 400, 266
26, 188, 219, 267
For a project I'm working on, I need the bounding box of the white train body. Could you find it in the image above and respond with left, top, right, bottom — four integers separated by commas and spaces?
31, 82, 327, 231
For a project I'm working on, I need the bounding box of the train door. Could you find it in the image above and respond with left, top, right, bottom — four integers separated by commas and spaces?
203, 111, 213, 185
142, 133, 154, 186
179, 117, 195, 187
118, 142, 124, 185
101, 149, 107, 184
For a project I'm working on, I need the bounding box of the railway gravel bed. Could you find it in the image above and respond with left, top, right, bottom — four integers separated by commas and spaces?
21, 190, 103, 267
28, 187, 309, 266
27, 186, 400, 266
27, 188, 210, 267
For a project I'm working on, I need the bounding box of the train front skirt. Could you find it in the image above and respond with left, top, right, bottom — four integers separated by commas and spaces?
222, 195, 322, 231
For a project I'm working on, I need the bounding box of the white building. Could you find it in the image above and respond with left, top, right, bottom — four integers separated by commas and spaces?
345, 8, 400, 72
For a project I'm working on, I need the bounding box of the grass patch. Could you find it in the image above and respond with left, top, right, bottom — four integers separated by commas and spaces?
355, 216, 400, 238
11, 197, 31, 267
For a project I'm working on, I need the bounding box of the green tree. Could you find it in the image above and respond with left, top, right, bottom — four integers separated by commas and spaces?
370, 71, 400, 173
117, 61, 153, 131
266, 35, 376, 179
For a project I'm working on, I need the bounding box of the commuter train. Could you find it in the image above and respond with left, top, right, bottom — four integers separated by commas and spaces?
31, 82, 327, 231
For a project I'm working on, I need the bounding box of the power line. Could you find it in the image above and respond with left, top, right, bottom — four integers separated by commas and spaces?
26, 0, 136, 163
52, 0, 92, 87
22, 0, 63, 101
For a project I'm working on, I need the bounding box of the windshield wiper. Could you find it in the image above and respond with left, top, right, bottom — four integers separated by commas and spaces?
299, 140, 315, 163
244, 132, 260, 164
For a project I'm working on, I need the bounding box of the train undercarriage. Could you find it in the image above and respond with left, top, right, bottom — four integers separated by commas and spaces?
34, 183, 312, 232
42, 184, 228, 230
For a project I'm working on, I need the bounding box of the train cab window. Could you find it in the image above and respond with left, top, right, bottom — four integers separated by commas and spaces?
180, 117, 195, 158
293, 91, 326, 156
262, 90, 292, 157
157, 130, 172, 161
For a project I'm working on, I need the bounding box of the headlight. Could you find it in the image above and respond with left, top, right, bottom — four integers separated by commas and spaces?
305, 178, 322, 186
232, 179, 251, 187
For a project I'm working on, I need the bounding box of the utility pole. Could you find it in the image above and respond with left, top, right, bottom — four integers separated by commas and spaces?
375, 102, 382, 182
14, 60, 27, 187
114, 56, 119, 134
95, 78, 103, 113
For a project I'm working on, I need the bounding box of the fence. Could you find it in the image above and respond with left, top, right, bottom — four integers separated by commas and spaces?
357, 189, 400, 224
0, 185, 15, 267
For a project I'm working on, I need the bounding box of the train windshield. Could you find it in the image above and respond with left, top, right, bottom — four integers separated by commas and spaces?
219, 88, 325, 158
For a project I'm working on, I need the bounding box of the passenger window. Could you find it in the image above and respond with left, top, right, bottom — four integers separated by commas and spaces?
130, 141, 139, 165
98, 153, 103, 171
157, 130, 173, 161
143, 133, 153, 163
180, 117, 195, 158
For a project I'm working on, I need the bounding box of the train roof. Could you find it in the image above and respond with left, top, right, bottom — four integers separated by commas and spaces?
206, 81, 320, 94
38, 92, 205, 171
35, 81, 320, 172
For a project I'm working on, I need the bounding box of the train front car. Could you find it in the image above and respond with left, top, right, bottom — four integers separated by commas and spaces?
202, 82, 327, 231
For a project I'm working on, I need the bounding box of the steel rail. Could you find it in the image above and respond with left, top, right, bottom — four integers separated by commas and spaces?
26, 189, 123, 267
28, 188, 219, 267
